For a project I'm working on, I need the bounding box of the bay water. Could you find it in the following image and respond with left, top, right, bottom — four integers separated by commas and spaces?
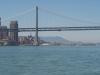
0, 46, 100, 75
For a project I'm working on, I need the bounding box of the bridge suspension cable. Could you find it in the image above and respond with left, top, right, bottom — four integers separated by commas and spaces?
38, 7, 100, 25
3, 7, 35, 23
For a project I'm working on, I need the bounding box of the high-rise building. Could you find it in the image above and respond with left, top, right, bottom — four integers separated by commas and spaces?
0, 18, 8, 40
0, 26, 8, 40
0, 26, 2, 40
0, 17, 2, 40
0, 17, 1, 26
10, 21, 18, 44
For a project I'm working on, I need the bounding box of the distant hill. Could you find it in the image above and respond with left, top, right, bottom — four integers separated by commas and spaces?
40, 36, 74, 44
40, 36, 97, 46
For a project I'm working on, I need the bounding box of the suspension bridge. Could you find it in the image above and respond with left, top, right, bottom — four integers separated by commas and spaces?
2, 6, 100, 46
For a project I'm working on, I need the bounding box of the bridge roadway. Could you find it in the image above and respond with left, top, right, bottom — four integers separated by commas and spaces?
1, 26, 100, 32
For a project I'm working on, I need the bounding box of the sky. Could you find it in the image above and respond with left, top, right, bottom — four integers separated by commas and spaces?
0, 0, 100, 42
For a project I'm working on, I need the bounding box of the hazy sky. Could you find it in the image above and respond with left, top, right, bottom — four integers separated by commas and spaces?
0, 0, 100, 42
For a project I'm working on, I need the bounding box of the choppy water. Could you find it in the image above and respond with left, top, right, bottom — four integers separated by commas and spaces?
0, 46, 100, 75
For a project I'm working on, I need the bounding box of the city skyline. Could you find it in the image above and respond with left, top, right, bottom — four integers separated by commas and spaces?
0, 0, 100, 42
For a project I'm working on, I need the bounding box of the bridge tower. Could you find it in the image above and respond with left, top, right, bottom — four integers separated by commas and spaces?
35, 6, 39, 46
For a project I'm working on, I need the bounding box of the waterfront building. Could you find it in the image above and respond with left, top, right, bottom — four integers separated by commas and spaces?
18, 36, 35, 45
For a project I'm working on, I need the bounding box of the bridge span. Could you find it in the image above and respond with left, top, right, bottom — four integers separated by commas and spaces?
1, 26, 100, 32
2, 26, 100, 32
18, 26, 100, 32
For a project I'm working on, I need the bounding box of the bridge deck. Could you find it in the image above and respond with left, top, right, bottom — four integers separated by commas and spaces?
0, 26, 100, 32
